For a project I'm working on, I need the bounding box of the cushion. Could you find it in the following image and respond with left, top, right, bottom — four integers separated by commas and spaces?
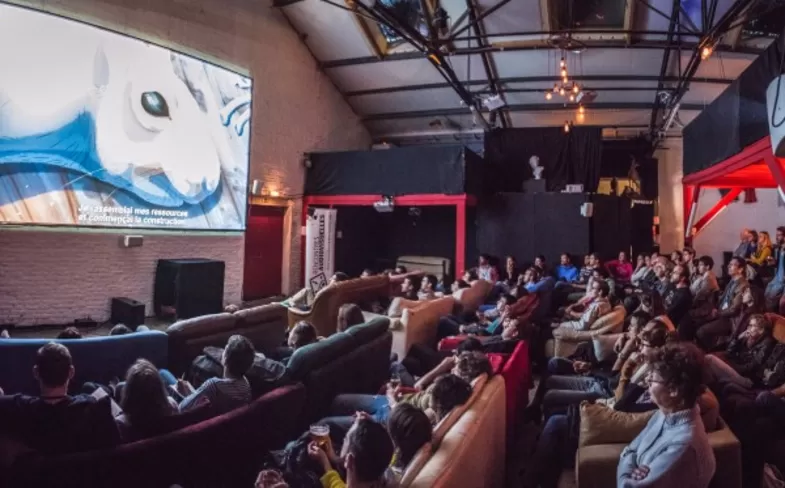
399, 442, 433, 488
593, 333, 622, 363
766, 313, 785, 343
589, 305, 625, 331
579, 401, 655, 448
485, 354, 507, 375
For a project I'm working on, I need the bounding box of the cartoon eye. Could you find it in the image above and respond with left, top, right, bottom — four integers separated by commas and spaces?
140, 91, 170, 118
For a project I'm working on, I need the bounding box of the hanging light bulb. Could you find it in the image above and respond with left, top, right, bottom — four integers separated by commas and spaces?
573, 84, 580, 94
569, 93, 575, 102
560, 67, 568, 78
701, 45, 713, 60
578, 105, 585, 114
560, 57, 566, 69
559, 87, 566, 97
576, 112, 586, 123
564, 121, 571, 133
545, 91, 553, 100
553, 84, 560, 93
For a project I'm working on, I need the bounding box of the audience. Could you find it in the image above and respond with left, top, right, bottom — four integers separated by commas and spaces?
115, 358, 180, 441
606, 251, 634, 285
56, 327, 82, 340
476, 254, 498, 283
663, 264, 693, 326
555, 253, 579, 283
551, 279, 611, 332
288, 321, 319, 350
766, 226, 785, 311
630, 253, 652, 287
109, 324, 133, 336
704, 314, 775, 390
386, 403, 432, 481
417, 274, 438, 300
689, 257, 749, 349
286, 272, 350, 310
734, 228, 757, 259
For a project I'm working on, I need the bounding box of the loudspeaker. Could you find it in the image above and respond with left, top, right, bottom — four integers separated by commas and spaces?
111, 297, 145, 327
154, 259, 225, 320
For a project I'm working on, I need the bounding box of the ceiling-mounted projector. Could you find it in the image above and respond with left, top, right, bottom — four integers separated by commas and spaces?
767, 74, 785, 157
373, 196, 395, 213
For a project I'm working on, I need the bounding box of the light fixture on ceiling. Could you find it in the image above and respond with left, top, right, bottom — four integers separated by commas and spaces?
573, 84, 580, 94
545, 91, 553, 100
578, 105, 585, 115
559, 87, 566, 96
560, 57, 566, 69
700, 44, 713, 60
569, 93, 575, 102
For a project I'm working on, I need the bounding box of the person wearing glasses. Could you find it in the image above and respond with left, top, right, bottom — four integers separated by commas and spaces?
618, 342, 715, 487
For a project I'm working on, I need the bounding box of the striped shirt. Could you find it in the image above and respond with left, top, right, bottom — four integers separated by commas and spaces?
179, 377, 251, 414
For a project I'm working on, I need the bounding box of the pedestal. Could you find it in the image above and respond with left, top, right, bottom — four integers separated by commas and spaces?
522, 179, 547, 193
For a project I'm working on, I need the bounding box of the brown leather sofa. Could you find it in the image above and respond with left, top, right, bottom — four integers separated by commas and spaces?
166, 303, 288, 375
401, 375, 507, 487
287, 275, 390, 337
547, 305, 626, 358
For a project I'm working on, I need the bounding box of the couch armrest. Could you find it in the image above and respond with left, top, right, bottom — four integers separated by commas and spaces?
287, 307, 312, 328
709, 423, 742, 488
575, 443, 624, 488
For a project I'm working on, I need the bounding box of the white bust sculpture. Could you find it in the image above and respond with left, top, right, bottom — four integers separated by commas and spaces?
529, 155, 544, 180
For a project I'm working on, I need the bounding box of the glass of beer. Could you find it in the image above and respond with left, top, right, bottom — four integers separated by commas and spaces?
309, 423, 330, 448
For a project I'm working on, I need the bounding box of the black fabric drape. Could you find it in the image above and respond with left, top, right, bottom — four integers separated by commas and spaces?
484, 127, 603, 192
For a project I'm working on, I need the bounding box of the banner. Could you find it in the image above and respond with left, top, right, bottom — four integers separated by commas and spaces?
305, 208, 337, 294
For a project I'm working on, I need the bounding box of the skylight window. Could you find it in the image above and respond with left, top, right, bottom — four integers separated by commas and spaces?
378, 0, 424, 44
551, 0, 627, 30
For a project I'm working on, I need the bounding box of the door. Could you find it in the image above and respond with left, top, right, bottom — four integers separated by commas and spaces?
243, 205, 285, 300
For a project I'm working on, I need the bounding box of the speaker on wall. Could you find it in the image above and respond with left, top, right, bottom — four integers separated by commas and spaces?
154, 259, 225, 320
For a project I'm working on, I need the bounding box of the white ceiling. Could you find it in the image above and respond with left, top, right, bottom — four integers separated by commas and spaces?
280, 0, 775, 143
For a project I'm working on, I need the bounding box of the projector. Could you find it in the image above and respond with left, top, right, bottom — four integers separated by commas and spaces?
767, 74, 785, 157
373, 197, 395, 213
576, 91, 597, 104
482, 94, 506, 111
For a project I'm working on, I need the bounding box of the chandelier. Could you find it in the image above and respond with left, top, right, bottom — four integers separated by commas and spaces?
544, 50, 587, 131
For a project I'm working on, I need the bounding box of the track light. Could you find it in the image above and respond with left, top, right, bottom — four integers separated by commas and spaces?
545, 91, 553, 100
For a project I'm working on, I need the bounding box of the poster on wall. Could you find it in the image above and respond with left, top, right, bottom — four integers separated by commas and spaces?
0, 4, 251, 230
305, 209, 337, 295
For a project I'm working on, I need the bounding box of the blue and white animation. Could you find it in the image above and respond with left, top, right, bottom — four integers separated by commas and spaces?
0, 4, 251, 230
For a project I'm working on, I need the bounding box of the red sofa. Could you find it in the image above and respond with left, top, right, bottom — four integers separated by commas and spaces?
6, 384, 306, 488
496, 340, 531, 434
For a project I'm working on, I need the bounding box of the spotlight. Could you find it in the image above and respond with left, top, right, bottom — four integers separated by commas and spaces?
545, 91, 553, 100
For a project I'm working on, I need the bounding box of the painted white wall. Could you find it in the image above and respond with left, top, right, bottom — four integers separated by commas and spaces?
693, 188, 785, 267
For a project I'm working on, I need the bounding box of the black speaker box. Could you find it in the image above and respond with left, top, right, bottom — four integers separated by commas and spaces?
154, 259, 225, 320
111, 297, 145, 327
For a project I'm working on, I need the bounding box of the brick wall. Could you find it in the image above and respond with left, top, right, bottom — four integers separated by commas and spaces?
1, 0, 371, 325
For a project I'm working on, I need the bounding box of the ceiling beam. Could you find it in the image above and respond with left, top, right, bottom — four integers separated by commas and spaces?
343, 75, 732, 97
466, 0, 509, 128
649, 0, 682, 134
320, 40, 764, 68
363, 102, 706, 121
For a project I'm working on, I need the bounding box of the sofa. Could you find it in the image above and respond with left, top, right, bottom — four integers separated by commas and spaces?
401, 375, 507, 488
547, 304, 626, 358
497, 341, 532, 434
6, 384, 307, 488
397, 255, 451, 282
453, 279, 493, 313
568, 391, 741, 488
286, 316, 393, 423
287, 275, 390, 337
0, 331, 168, 395
166, 303, 288, 375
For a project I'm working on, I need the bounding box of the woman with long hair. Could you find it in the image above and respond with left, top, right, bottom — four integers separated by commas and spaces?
337, 303, 365, 333
117, 359, 178, 441
748, 231, 773, 266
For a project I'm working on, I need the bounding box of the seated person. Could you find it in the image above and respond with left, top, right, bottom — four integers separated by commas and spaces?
555, 253, 580, 284
691, 257, 749, 349
360, 269, 373, 278
320, 352, 488, 437
417, 274, 439, 301
394, 265, 408, 275
285, 272, 349, 310
459, 294, 516, 335
617, 342, 715, 487
169, 335, 255, 414
477, 254, 499, 283
704, 314, 775, 390
308, 416, 394, 488
109, 324, 133, 336
551, 280, 611, 332
630, 254, 652, 288
663, 265, 693, 326
115, 359, 202, 442
451, 279, 470, 293
273, 321, 319, 362
0, 342, 120, 455
386, 403, 432, 482
337, 304, 365, 333
688, 256, 720, 323
56, 327, 82, 340
606, 251, 634, 285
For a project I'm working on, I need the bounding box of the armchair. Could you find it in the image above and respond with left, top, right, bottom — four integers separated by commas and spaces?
547, 305, 626, 358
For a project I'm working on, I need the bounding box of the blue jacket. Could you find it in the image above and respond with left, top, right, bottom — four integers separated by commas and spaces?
617, 406, 715, 488
555, 265, 579, 283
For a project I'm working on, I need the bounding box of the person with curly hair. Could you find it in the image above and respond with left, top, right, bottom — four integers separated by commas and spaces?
617, 342, 715, 487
